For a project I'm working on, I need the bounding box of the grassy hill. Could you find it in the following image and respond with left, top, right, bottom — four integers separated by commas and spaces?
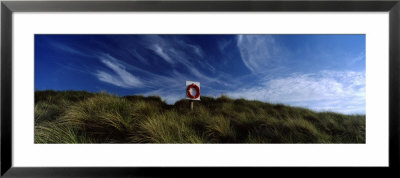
34, 90, 365, 143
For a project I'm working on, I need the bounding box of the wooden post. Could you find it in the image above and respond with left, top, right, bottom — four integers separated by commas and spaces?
190, 101, 194, 110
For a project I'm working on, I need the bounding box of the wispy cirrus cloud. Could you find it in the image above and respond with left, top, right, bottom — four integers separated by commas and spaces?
95, 54, 144, 88
218, 39, 233, 52
90, 35, 224, 91
145, 36, 199, 66
177, 40, 204, 58
237, 35, 285, 73
129, 49, 149, 65
142, 35, 233, 87
51, 42, 91, 57
150, 44, 175, 64
226, 70, 365, 114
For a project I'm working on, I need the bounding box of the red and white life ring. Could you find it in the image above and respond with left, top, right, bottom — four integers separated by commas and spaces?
187, 83, 200, 99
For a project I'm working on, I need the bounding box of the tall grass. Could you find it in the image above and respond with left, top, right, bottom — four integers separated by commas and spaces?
34, 90, 366, 143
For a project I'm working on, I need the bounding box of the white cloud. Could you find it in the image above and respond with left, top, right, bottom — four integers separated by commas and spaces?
142, 35, 232, 87
218, 39, 233, 52
129, 49, 149, 65
177, 40, 204, 58
96, 71, 127, 88
51, 42, 90, 57
95, 54, 144, 88
226, 70, 365, 114
150, 44, 175, 64
237, 35, 283, 73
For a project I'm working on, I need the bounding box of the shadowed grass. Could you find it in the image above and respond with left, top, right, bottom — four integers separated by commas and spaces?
34, 90, 366, 144
35, 121, 97, 143
129, 111, 203, 143
59, 93, 137, 143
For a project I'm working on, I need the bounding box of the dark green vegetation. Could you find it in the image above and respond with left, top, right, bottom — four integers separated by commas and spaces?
35, 90, 365, 143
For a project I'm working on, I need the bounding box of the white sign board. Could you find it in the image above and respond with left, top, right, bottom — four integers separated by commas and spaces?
186, 81, 200, 100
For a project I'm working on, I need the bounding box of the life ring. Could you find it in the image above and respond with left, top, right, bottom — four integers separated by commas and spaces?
187, 83, 200, 99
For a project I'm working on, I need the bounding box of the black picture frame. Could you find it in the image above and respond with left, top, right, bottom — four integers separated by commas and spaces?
1, 0, 399, 177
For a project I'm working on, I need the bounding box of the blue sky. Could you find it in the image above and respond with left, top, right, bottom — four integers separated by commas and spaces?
35, 34, 365, 114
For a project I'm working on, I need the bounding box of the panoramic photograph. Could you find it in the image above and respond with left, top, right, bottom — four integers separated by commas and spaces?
34, 34, 365, 144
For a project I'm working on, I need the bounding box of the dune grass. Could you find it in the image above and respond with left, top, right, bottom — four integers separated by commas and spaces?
34, 90, 365, 144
